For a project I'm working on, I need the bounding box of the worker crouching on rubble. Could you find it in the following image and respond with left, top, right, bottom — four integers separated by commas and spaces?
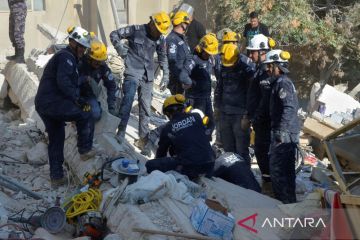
35, 27, 96, 188
78, 39, 118, 120
264, 49, 300, 203
110, 12, 170, 147
179, 33, 219, 141
146, 94, 215, 180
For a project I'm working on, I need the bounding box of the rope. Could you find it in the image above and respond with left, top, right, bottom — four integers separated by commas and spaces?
53, 0, 70, 44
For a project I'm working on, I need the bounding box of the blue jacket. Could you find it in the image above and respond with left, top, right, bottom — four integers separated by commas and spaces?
246, 64, 273, 122
156, 112, 214, 166
180, 53, 214, 98
270, 74, 300, 133
214, 54, 254, 114
110, 24, 169, 82
166, 31, 191, 83
78, 57, 117, 110
35, 46, 80, 109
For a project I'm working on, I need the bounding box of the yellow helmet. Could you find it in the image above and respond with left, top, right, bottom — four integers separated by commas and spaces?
221, 44, 239, 67
172, 11, 191, 26
88, 41, 107, 61
197, 33, 219, 55
152, 11, 171, 34
163, 94, 186, 112
222, 31, 240, 43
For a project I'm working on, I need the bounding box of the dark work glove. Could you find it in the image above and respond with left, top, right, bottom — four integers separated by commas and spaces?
76, 98, 91, 112
241, 115, 250, 130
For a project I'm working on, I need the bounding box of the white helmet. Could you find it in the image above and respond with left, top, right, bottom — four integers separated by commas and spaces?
246, 34, 270, 50
67, 26, 91, 48
263, 49, 290, 64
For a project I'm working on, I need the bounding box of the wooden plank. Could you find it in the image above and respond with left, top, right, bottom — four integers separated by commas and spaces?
323, 141, 349, 193
341, 195, 360, 205
303, 117, 335, 140
324, 118, 360, 141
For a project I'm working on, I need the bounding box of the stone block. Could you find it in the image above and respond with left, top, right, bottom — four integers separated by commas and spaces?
95, 111, 120, 135
0, 74, 8, 99
26, 142, 48, 165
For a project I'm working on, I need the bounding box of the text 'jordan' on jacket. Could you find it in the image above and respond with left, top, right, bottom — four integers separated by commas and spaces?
179, 53, 214, 98
166, 30, 191, 81
110, 24, 169, 82
270, 74, 300, 133
214, 56, 254, 115
35, 46, 81, 109
156, 112, 214, 166
78, 58, 117, 110
246, 64, 273, 122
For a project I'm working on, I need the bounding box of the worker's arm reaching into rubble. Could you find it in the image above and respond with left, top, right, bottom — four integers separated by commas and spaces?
156, 36, 169, 89
56, 51, 80, 102
110, 25, 136, 58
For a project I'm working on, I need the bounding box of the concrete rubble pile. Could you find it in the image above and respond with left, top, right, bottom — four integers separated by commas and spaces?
0, 28, 359, 239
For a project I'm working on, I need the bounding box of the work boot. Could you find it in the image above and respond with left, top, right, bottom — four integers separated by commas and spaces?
80, 148, 97, 161
14, 47, 25, 64
51, 177, 68, 188
6, 47, 25, 63
262, 181, 274, 198
140, 142, 152, 157
134, 137, 148, 150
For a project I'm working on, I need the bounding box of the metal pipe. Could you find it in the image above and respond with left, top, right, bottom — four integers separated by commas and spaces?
110, 0, 121, 29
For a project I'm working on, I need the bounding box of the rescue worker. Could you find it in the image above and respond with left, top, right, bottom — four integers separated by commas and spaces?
243, 34, 275, 185
213, 152, 261, 192
110, 12, 170, 145
78, 40, 117, 121
146, 94, 215, 180
179, 33, 219, 140
264, 49, 300, 203
165, 11, 192, 94
35, 27, 95, 187
6, 0, 27, 63
214, 43, 254, 164
213, 31, 241, 146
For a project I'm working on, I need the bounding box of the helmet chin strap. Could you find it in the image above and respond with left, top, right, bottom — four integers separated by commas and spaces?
181, 23, 188, 34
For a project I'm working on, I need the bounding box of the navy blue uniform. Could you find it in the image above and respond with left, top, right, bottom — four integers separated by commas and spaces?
146, 112, 214, 179
246, 64, 272, 182
269, 74, 300, 204
110, 24, 169, 139
78, 57, 117, 121
214, 54, 254, 164
213, 152, 261, 192
35, 47, 94, 180
180, 53, 215, 138
166, 31, 191, 94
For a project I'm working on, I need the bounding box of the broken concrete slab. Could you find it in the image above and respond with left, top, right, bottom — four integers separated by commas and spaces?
3, 62, 45, 132
318, 84, 360, 117
0, 74, 7, 99
95, 111, 120, 135
37, 23, 68, 44
26, 141, 48, 165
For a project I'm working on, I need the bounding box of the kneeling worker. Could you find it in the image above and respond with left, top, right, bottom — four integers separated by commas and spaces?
146, 94, 214, 180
